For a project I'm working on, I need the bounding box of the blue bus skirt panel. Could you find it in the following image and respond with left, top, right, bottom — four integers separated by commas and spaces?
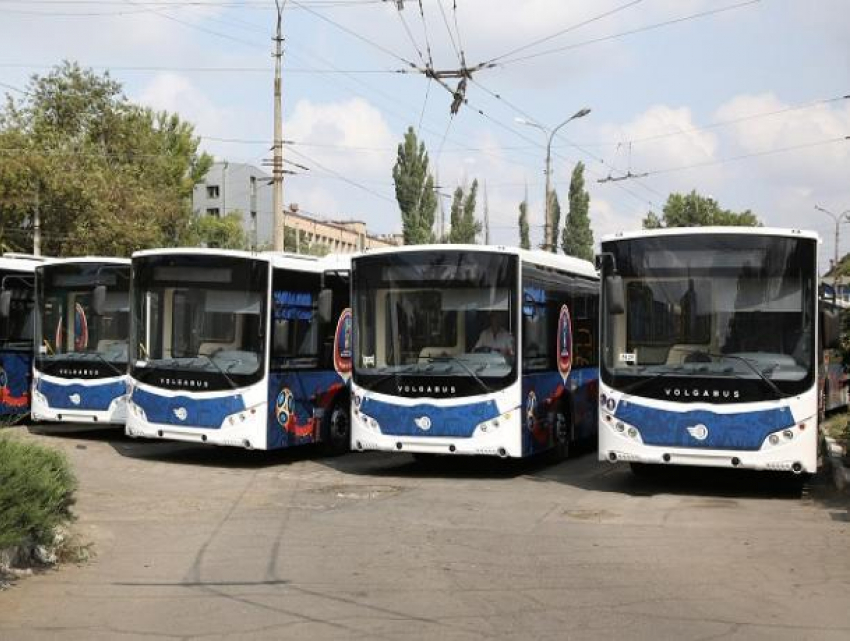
132, 387, 246, 429
0, 352, 31, 416
39, 378, 127, 412
521, 367, 599, 457
359, 396, 501, 439
267, 371, 346, 449
614, 400, 796, 451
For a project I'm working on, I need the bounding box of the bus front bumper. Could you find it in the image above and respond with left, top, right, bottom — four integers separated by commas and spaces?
598, 415, 819, 474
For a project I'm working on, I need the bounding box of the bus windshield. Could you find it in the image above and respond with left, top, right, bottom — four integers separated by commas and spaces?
0, 269, 35, 351
353, 251, 518, 398
130, 254, 268, 392
601, 234, 816, 401
35, 263, 130, 375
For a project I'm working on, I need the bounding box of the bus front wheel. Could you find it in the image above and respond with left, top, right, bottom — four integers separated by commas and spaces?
324, 403, 351, 456
549, 410, 571, 462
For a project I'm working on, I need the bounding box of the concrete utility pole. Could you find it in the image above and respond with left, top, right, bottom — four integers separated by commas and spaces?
33, 189, 41, 256
516, 108, 591, 251
272, 0, 285, 252
815, 204, 850, 290
483, 180, 490, 245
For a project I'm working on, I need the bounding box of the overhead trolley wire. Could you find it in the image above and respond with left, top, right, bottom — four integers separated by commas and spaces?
493, 0, 762, 66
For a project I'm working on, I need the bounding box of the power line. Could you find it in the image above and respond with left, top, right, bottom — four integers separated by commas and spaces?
483, 0, 644, 65
0, 62, 406, 74
639, 135, 850, 177
495, 0, 761, 66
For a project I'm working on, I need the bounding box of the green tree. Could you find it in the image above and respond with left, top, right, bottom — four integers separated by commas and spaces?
549, 191, 561, 253
0, 61, 211, 256
392, 126, 437, 245
187, 211, 247, 249
642, 191, 761, 229
283, 227, 330, 256
518, 199, 530, 250
561, 162, 593, 261
448, 179, 482, 244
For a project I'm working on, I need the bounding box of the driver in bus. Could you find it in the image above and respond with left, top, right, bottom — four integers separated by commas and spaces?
475, 311, 515, 358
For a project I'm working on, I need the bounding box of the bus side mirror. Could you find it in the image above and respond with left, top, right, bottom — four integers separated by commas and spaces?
318, 289, 333, 324
606, 275, 625, 315
822, 308, 841, 350
92, 285, 107, 316
0, 290, 10, 319
594, 254, 604, 271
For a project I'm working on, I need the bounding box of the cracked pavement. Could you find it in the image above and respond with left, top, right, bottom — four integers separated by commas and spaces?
1, 424, 849, 640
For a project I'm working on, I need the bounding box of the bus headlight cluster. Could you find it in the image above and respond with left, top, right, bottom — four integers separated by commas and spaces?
762, 425, 802, 449
477, 410, 515, 434
225, 404, 262, 426
353, 406, 380, 431
605, 414, 642, 443
129, 401, 147, 422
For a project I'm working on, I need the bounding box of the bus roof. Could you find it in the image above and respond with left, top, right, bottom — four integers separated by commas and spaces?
132, 247, 351, 274
40, 256, 131, 268
601, 227, 820, 243
354, 244, 598, 279
0, 253, 47, 273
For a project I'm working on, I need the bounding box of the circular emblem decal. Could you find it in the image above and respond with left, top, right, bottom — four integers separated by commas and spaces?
173, 406, 188, 422
275, 388, 294, 429
414, 415, 432, 431
333, 308, 353, 381
0, 366, 7, 389
686, 423, 709, 441
525, 390, 537, 431
556, 304, 573, 384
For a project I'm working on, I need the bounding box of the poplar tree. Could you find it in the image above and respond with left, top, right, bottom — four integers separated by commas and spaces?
392, 126, 437, 245
518, 199, 530, 250
448, 179, 481, 243
561, 162, 593, 261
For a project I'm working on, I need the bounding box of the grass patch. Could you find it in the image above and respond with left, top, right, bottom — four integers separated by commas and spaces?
0, 435, 77, 550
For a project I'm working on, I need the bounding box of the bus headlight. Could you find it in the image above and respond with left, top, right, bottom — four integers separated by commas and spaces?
762, 424, 803, 450
358, 412, 380, 431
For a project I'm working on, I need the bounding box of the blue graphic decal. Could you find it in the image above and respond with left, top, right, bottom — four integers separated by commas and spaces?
614, 401, 796, 451
132, 387, 245, 429
273, 290, 313, 321
0, 351, 32, 416
38, 378, 127, 412
266, 371, 346, 449
522, 367, 599, 456
360, 397, 500, 438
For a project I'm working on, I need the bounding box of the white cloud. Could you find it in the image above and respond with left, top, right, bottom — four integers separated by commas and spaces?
136, 73, 231, 135
284, 97, 396, 177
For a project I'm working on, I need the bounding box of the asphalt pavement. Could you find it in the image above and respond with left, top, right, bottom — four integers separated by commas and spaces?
1, 424, 849, 640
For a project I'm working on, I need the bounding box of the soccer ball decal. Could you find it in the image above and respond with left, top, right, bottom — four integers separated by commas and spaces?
275, 388, 294, 429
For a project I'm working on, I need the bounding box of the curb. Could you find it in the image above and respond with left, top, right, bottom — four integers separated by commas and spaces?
824, 436, 850, 493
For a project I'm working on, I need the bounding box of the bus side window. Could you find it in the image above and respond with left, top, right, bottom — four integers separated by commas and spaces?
271, 289, 319, 369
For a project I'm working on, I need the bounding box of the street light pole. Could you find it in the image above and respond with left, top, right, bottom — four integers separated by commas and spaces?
517, 108, 591, 251
815, 204, 850, 291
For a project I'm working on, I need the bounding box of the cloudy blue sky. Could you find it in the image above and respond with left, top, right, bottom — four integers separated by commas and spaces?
1, 0, 848, 269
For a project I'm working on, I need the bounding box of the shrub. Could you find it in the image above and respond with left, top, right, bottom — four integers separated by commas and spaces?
0, 436, 77, 550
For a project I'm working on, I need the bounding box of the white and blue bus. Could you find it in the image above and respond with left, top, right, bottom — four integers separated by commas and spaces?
32, 257, 131, 425
350, 245, 599, 459
597, 227, 837, 476
126, 249, 353, 452
0, 254, 44, 420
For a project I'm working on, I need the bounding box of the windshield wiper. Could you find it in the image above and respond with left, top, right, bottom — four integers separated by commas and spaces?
426, 355, 491, 394
618, 367, 685, 396
196, 355, 239, 390
677, 349, 792, 400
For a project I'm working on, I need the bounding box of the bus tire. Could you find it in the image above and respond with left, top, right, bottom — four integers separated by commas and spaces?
549, 408, 571, 462
323, 401, 350, 456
